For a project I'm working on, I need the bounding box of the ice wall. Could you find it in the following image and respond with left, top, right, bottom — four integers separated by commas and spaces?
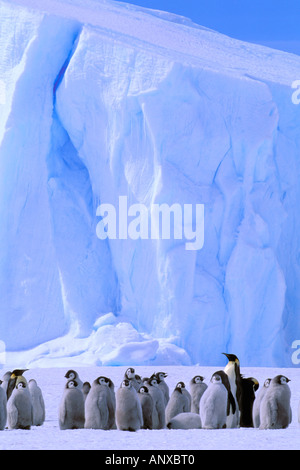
0, 0, 300, 367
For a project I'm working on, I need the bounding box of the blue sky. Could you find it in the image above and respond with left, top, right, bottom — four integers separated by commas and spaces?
117, 0, 300, 56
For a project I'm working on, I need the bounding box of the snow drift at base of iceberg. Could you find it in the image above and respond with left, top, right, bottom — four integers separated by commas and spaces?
0, 0, 300, 367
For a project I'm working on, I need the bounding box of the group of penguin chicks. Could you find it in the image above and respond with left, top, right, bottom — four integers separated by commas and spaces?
0, 369, 45, 430
0, 353, 296, 432
59, 353, 295, 432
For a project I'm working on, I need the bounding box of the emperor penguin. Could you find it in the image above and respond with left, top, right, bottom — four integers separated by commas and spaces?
123, 368, 140, 391
200, 371, 236, 429
177, 381, 191, 411
7, 369, 29, 400
259, 375, 292, 430
64, 370, 83, 391
7, 377, 33, 430
167, 412, 202, 430
239, 377, 259, 427
223, 353, 242, 428
106, 377, 116, 430
190, 375, 207, 414
154, 372, 169, 407
144, 376, 166, 429
28, 379, 45, 426
82, 382, 91, 402
116, 379, 143, 431
165, 382, 190, 424
84, 376, 114, 430
0, 381, 7, 430
59, 379, 85, 430
253, 378, 271, 428
138, 385, 153, 430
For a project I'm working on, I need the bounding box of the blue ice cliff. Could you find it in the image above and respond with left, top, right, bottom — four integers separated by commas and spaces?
0, 0, 300, 367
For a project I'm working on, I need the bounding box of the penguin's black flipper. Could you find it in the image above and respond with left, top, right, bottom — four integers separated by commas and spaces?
227, 391, 236, 416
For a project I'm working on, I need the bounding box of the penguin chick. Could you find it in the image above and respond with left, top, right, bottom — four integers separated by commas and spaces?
123, 368, 140, 391
7, 379, 33, 430
190, 376, 207, 414
138, 386, 153, 430
200, 371, 235, 429
144, 377, 166, 429
223, 353, 242, 428
165, 382, 190, 424
252, 378, 271, 428
7, 369, 29, 400
259, 375, 292, 430
84, 377, 113, 430
64, 370, 83, 390
82, 382, 91, 402
239, 377, 259, 427
154, 372, 169, 407
59, 380, 85, 430
116, 379, 143, 431
167, 412, 202, 430
177, 381, 192, 412
28, 379, 45, 426
0, 382, 7, 430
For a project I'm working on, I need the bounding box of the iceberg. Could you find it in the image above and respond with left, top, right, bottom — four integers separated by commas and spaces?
0, 0, 300, 367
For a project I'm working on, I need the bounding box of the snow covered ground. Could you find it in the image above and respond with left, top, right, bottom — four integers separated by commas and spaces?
0, 365, 299, 450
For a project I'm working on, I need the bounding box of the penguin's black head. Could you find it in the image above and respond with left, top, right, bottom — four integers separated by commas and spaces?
125, 368, 135, 379
83, 382, 91, 391
16, 381, 26, 390
149, 377, 158, 386
97, 376, 109, 386
175, 381, 185, 389
249, 377, 259, 391
11, 369, 28, 378
156, 372, 168, 382
65, 370, 77, 380
193, 375, 204, 384
273, 375, 291, 385
138, 386, 149, 394
222, 353, 240, 364
67, 380, 78, 389
264, 378, 271, 388
122, 379, 131, 388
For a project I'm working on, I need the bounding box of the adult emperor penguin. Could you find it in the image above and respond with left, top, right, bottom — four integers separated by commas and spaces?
154, 372, 169, 407
6, 369, 29, 400
84, 376, 115, 430
252, 378, 271, 428
239, 377, 259, 427
167, 412, 202, 430
59, 379, 85, 430
138, 385, 153, 430
7, 377, 33, 430
28, 379, 45, 426
116, 379, 143, 431
223, 353, 242, 428
190, 376, 207, 414
144, 376, 166, 429
0, 381, 7, 430
165, 382, 190, 424
64, 370, 83, 391
259, 375, 292, 429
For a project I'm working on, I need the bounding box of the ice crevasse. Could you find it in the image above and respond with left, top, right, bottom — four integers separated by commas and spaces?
0, 0, 300, 368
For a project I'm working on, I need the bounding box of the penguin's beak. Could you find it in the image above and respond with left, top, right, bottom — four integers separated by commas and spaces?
287, 378, 291, 382
163, 373, 168, 378
222, 353, 230, 360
